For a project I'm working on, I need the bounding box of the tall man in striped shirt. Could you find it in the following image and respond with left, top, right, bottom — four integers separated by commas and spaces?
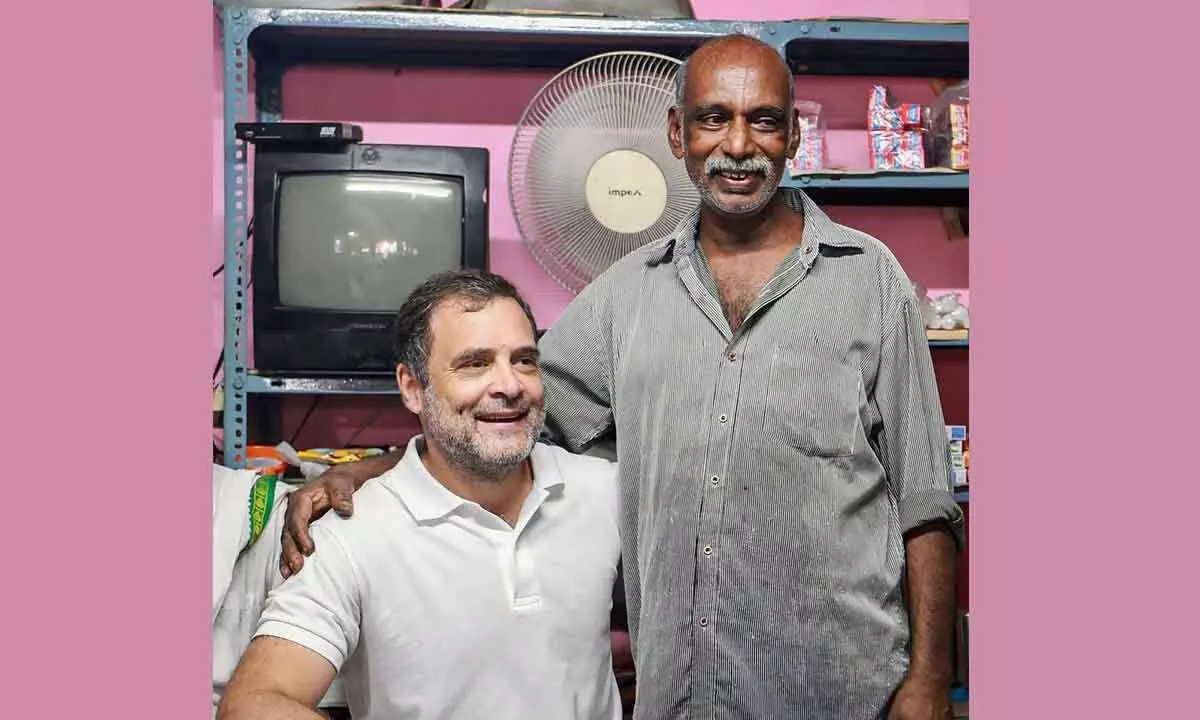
278, 33, 963, 720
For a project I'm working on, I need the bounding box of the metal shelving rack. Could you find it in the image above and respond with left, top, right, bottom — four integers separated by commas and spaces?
219, 5, 969, 468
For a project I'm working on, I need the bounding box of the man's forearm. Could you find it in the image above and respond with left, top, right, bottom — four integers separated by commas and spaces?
218, 690, 327, 720
902, 522, 958, 686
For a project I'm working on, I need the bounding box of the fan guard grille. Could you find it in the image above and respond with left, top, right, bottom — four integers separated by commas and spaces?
509, 51, 700, 295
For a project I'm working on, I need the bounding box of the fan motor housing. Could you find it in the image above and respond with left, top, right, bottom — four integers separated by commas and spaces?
584, 149, 670, 235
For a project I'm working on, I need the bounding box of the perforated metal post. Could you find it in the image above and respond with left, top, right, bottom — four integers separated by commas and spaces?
221, 6, 254, 468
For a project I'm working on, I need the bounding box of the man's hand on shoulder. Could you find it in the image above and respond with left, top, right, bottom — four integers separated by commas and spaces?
280, 451, 403, 578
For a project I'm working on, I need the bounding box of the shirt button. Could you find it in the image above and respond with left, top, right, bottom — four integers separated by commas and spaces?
699, 617, 709, 627
718, 414, 728, 423
710, 475, 720, 486
703, 545, 713, 556
727, 352, 736, 362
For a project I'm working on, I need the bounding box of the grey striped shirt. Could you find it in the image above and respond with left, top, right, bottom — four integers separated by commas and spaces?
538, 188, 964, 720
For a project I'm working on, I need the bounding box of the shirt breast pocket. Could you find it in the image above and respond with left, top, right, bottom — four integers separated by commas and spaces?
761, 348, 861, 458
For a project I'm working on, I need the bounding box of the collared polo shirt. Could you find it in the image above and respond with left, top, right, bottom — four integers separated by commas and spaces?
255, 436, 623, 720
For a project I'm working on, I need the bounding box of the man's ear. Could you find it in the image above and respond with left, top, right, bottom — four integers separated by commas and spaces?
668, 106, 685, 160
397, 365, 424, 417
787, 106, 802, 158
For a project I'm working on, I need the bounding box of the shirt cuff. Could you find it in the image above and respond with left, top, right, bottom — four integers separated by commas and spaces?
255, 620, 346, 671
899, 488, 966, 550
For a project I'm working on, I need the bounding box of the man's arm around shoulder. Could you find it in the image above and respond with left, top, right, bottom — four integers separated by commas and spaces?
217, 635, 336, 720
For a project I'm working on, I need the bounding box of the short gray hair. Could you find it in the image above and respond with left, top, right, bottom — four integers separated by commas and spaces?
393, 269, 538, 386
673, 54, 689, 108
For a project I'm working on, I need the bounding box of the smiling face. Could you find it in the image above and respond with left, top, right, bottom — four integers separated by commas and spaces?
669, 36, 800, 218
397, 295, 545, 480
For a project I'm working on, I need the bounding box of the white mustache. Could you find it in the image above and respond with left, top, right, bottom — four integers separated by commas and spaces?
705, 154, 773, 176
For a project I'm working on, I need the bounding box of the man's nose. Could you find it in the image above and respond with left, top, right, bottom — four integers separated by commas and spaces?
721, 117, 753, 159
488, 361, 524, 398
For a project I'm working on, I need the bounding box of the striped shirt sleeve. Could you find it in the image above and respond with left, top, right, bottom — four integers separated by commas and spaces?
874, 291, 966, 546
538, 282, 616, 453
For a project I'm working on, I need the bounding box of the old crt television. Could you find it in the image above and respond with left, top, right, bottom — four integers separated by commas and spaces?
251, 143, 489, 376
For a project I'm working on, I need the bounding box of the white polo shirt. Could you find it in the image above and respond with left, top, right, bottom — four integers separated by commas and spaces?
255, 437, 623, 720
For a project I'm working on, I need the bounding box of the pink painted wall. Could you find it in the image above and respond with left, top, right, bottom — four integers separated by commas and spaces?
212, 0, 969, 450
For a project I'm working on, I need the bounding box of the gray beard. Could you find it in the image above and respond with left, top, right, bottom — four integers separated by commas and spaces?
689, 164, 781, 216
421, 388, 545, 482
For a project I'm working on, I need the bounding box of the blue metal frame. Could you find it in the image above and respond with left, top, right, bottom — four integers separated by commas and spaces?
230, 6, 967, 44
236, 7, 966, 75
783, 172, 968, 206
221, 7, 253, 468
245, 375, 401, 396
218, 5, 970, 466
787, 172, 968, 190
244, 6, 750, 40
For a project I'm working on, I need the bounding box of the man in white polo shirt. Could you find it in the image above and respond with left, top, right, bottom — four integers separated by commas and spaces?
217, 269, 622, 720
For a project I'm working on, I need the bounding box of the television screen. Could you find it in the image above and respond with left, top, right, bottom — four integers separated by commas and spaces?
276, 172, 464, 313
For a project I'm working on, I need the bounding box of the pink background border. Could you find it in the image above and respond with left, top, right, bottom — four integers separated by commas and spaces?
8, 0, 1200, 718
